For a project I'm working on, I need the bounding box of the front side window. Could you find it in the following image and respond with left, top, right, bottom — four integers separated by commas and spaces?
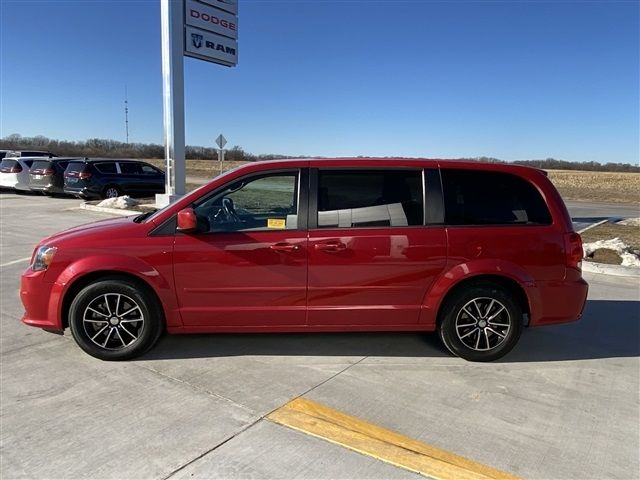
194, 172, 299, 233
441, 169, 552, 225
317, 170, 424, 228
141, 165, 162, 175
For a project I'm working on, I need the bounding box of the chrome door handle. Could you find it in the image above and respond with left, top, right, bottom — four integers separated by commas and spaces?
314, 240, 347, 252
270, 243, 300, 253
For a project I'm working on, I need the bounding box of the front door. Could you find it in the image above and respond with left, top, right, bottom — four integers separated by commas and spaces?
172, 169, 308, 327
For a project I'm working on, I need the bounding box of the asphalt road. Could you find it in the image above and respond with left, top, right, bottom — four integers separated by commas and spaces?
1, 192, 638, 480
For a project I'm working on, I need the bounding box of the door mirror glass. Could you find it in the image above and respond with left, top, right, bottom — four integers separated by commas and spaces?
177, 208, 198, 232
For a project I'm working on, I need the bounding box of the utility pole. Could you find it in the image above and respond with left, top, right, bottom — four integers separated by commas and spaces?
124, 85, 130, 144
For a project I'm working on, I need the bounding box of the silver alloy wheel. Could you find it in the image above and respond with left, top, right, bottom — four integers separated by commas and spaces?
105, 187, 119, 198
455, 297, 511, 351
82, 293, 145, 350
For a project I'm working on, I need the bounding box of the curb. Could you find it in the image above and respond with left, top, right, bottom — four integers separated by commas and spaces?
583, 261, 640, 278
80, 202, 140, 216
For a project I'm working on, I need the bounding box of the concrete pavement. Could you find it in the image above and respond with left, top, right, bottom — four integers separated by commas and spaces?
1, 192, 638, 479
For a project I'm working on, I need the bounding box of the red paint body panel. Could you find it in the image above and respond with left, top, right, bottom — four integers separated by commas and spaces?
307, 227, 447, 326
20, 158, 588, 338
173, 231, 307, 326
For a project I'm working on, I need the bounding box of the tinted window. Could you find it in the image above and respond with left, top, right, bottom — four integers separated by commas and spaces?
441, 169, 552, 225
0, 159, 18, 172
94, 162, 117, 174
31, 160, 52, 171
120, 162, 143, 174
65, 162, 87, 173
141, 164, 161, 175
317, 170, 423, 228
194, 172, 299, 232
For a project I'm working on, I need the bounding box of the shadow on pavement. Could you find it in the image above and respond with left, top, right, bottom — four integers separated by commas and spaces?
142, 299, 639, 363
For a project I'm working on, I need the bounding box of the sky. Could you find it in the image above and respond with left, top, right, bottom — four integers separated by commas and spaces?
0, 0, 638, 164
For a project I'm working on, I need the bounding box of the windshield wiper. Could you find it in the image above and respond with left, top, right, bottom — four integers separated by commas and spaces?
133, 210, 157, 223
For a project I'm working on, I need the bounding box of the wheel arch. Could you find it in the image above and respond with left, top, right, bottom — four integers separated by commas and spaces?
435, 275, 530, 328
60, 270, 166, 330
420, 259, 540, 328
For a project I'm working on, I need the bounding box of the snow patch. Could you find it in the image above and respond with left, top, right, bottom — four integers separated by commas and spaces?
619, 217, 640, 227
96, 196, 140, 209
583, 237, 640, 267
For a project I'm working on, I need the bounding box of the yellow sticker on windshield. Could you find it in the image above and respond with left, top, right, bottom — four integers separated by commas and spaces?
267, 218, 286, 229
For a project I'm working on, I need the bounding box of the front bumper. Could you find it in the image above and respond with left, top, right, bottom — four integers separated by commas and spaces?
20, 267, 63, 331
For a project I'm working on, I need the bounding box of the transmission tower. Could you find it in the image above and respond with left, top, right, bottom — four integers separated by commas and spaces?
124, 86, 130, 144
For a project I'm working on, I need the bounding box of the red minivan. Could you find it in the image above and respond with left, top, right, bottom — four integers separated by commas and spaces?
20, 159, 588, 361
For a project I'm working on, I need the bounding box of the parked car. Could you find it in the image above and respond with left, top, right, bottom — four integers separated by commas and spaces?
5, 150, 58, 158
20, 158, 588, 361
29, 158, 79, 195
63, 159, 165, 199
0, 157, 38, 192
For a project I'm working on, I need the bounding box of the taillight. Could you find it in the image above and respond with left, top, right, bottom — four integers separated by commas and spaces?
564, 232, 583, 270
79, 171, 92, 179
9, 165, 22, 173
43, 169, 54, 176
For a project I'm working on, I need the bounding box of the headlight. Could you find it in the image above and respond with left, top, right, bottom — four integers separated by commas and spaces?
32, 246, 57, 271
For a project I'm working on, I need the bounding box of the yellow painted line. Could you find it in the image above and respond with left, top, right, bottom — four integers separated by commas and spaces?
267, 397, 521, 480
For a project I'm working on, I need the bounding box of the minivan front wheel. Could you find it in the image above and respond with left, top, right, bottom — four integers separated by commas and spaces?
103, 186, 121, 199
69, 278, 163, 360
438, 283, 522, 362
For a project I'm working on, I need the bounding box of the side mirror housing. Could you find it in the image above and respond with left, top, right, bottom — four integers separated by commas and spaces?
176, 208, 198, 233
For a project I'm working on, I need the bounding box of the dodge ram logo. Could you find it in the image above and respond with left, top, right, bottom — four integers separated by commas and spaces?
191, 33, 203, 49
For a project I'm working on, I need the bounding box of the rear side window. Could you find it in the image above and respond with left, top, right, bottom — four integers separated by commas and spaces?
94, 162, 117, 174
120, 162, 143, 174
317, 170, 424, 228
441, 169, 552, 225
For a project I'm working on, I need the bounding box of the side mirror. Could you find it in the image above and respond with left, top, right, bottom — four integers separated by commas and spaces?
176, 208, 198, 233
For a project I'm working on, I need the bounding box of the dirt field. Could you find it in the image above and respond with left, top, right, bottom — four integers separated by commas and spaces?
546, 170, 640, 204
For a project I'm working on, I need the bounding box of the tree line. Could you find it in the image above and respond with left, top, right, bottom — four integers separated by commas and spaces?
1, 134, 638, 172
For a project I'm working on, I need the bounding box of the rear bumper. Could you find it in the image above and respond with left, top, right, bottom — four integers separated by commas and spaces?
20, 268, 63, 330
528, 276, 589, 327
64, 186, 100, 199
30, 184, 64, 194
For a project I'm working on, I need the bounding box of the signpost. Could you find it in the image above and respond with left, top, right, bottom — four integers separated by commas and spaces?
216, 133, 227, 174
157, 0, 238, 206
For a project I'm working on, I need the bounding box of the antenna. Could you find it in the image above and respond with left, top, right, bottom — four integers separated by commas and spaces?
124, 85, 130, 144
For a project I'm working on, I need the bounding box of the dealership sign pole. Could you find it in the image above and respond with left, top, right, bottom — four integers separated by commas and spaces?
159, 0, 186, 204
158, 0, 237, 206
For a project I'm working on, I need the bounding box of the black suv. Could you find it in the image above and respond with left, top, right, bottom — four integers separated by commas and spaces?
63, 159, 165, 199
29, 158, 78, 195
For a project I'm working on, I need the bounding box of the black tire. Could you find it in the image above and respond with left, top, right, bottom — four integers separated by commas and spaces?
69, 278, 163, 360
102, 185, 121, 199
438, 283, 522, 362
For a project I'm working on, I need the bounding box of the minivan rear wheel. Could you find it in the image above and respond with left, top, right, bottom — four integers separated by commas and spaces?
69, 278, 163, 360
438, 283, 522, 362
